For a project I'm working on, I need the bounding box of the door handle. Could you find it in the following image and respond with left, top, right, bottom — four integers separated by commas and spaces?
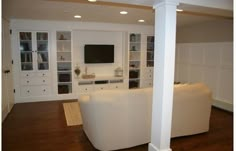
4, 70, 10, 73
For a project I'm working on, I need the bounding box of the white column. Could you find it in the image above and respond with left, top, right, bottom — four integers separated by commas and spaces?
149, 0, 179, 151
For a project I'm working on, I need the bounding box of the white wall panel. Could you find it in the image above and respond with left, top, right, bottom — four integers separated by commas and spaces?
218, 68, 233, 103
203, 67, 218, 98
220, 43, 233, 67
189, 44, 204, 65
178, 44, 190, 64
177, 64, 189, 83
175, 42, 233, 111
189, 65, 203, 83
204, 43, 221, 66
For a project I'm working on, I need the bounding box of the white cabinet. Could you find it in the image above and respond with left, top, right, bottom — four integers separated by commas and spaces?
16, 31, 52, 99
140, 35, 154, 88
141, 68, 153, 88
77, 77, 126, 95
56, 31, 73, 94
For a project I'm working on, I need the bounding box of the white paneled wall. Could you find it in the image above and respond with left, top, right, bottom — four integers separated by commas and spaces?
175, 42, 233, 111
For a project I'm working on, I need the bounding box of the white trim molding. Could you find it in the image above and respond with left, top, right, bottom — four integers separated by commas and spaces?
149, 143, 172, 151
213, 99, 233, 112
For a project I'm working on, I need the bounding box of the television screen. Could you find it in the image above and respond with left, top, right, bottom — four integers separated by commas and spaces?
84, 45, 114, 63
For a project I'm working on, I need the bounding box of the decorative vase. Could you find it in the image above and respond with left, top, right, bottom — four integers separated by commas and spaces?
74, 66, 81, 77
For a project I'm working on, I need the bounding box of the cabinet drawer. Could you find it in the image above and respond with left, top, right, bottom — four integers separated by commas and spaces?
143, 73, 153, 79
36, 72, 50, 77
21, 77, 50, 85
143, 68, 153, 73
20, 72, 35, 78
110, 83, 125, 89
20, 86, 51, 97
78, 86, 94, 94
142, 79, 153, 88
94, 84, 109, 91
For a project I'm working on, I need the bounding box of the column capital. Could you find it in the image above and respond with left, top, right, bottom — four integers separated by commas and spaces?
153, 0, 179, 9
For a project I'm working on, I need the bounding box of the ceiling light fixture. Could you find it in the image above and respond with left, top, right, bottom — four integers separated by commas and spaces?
138, 19, 145, 23
120, 11, 128, 15
176, 9, 183, 12
74, 15, 82, 18
88, 0, 96, 2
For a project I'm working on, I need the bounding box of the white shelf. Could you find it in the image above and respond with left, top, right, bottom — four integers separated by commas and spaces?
129, 60, 140, 62
129, 68, 140, 70
57, 60, 71, 63
57, 40, 71, 42
57, 51, 71, 53
58, 82, 72, 84
129, 78, 140, 81
58, 70, 72, 73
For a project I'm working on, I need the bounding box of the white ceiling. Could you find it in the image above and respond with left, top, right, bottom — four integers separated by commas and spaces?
3, 0, 233, 27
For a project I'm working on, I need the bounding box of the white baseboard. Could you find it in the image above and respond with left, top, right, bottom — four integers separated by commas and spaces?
148, 143, 172, 151
212, 99, 233, 112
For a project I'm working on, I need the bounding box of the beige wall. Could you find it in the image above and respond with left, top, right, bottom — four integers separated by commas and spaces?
176, 19, 233, 43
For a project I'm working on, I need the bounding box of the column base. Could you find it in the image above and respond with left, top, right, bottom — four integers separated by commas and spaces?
148, 143, 172, 151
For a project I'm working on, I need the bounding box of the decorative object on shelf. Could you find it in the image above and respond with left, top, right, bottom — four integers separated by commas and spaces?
60, 56, 65, 61
82, 66, 96, 79
74, 65, 81, 77
114, 67, 123, 77
130, 34, 136, 42
131, 46, 136, 51
59, 34, 66, 40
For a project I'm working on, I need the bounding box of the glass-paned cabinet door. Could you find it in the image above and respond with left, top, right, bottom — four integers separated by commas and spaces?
36, 32, 49, 70
19, 32, 33, 71
146, 36, 154, 67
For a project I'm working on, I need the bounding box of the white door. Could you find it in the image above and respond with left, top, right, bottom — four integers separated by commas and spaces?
2, 18, 14, 121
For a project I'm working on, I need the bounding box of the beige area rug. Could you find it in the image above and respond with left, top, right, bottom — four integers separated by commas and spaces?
63, 102, 83, 126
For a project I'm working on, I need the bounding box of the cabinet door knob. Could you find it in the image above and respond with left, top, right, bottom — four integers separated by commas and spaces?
27, 90, 30, 93
26, 74, 29, 76
27, 81, 29, 83
43, 80, 45, 82
43, 89, 46, 92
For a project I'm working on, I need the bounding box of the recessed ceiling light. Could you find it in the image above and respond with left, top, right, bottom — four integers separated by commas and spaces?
120, 11, 128, 15
138, 19, 145, 23
88, 0, 96, 2
74, 15, 82, 18
176, 9, 183, 12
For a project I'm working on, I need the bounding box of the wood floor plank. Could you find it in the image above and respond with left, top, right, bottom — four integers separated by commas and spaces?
2, 100, 233, 151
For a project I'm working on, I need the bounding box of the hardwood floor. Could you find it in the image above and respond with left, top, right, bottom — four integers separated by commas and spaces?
2, 100, 233, 151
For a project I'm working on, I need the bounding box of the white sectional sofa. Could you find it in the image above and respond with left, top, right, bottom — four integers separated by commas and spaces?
78, 83, 213, 151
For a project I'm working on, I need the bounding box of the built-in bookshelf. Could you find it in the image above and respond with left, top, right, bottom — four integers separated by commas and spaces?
128, 33, 141, 89
146, 36, 154, 67
56, 31, 72, 94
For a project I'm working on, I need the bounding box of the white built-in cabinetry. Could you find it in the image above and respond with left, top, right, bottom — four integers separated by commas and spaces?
141, 35, 155, 88
17, 31, 52, 98
56, 31, 72, 94
11, 19, 155, 103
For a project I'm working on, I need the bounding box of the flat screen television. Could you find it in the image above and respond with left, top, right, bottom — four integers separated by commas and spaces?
84, 44, 114, 63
